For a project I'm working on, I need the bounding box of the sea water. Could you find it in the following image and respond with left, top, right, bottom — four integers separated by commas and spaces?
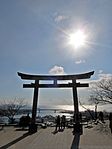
1, 104, 106, 124
0, 108, 73, 124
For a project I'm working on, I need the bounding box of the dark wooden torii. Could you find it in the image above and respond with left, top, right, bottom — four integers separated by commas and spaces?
18, 71, 94, 133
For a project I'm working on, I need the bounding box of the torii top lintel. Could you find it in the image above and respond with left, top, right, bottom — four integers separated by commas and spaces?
17, 71, 94, 81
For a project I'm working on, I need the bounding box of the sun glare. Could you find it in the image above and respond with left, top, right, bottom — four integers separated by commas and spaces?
68, 30, 86, 48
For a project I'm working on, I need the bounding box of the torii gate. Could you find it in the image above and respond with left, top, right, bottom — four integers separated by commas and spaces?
18, 71, 94, 133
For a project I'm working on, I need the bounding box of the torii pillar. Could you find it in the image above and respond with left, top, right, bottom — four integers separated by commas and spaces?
30, 80, 39, 132
72, 79, 81, 134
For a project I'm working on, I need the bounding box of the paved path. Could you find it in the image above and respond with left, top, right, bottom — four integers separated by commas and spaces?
0, 124, 112, 149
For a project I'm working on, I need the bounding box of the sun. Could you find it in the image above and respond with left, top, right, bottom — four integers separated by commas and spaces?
68, 30, 86, 48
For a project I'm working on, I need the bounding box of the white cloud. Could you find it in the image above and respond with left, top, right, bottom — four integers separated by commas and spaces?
98, 73, 112, 80
75, 60, 86, 64
95, 70, 112, 80
49, 65, 65, 75
54, 15, 68, 23
98, 69, 103, 74
89, 72, 112, 85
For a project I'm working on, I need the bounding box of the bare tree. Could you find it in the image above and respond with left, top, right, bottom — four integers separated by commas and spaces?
88, 76, 112, 121
0, 98, 26, 123
90, 77, 112, 104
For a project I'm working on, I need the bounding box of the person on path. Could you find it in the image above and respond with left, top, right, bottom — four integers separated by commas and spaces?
61, 115, 66, 130
109, 112, 112, 134
55, 115, 60, 131
99, 111, 104, 123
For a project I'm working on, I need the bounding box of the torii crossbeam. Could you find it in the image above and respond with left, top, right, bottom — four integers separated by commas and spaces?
18, 71, 94, 133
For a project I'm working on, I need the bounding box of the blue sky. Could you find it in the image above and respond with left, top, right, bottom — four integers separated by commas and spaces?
0, 0, 112, 109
